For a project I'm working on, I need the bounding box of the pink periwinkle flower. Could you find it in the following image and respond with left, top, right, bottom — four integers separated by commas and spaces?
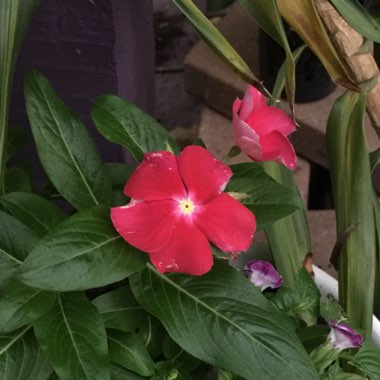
244, 259, 283, 291
233, 85, 297, 170
327, 321, 363, 351
111, 146, 256, 276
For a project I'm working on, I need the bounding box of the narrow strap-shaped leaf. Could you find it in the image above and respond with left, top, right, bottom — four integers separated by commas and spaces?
0, 210, 38, 287
277, 0, 358, 91
33, 292, 110, 380
0, 0, 39, 193
239, 0, 296, 114
330, 0, 380, 43
0, 191, 66, 237
19, 206, 146, 291
0, 277, 56, 333
130, 262, 319, 379
172, 0, 269, 96
0, 327, 53, 380
92, 95, 179, 162
107, 330, 154, 377
24, 70, 112, 210
327, 91, 376, 334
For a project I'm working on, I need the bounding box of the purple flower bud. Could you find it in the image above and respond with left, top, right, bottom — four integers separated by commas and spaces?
244, 260, 283, 291
327, 321, 363, 351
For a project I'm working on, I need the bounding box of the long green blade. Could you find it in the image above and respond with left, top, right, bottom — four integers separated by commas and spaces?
327, 91, 376, 335
0, 0, 39, 193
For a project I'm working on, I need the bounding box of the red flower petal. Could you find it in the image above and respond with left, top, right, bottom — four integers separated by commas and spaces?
239, 85, 266, 120
246, 106, 296, 137
177, 146, 232, 204
260, 131, 297, 170
111, 199, 214, 276
194, 193, 255, 253
111, 200, 178, 253
233, 117, 263, 161
150, 218, 213, 276
124, 151, 186, 201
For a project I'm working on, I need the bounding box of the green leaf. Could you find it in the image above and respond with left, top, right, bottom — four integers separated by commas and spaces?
0, 191, 66, 237
4, 166, 32, 193
0, 0, 39, 193
24, 70, 112, 210
130, 261, 319, 379
19, 206, 146, 291
111, 364, 145, 380
330, 0, 380, 43
327, 91, 376, 334
137, 315, 166, 360
226, 163, 304, 229
33, 292, 110, 380
348, 342, 380, 380
0, 327, 53, 380
0, 210, 38, 287
0, 277, 56, 333
239, 0, 296, 113
320, 294, 346, 323
92, 285, 146, 332
297, 325, 329, 353
172, 0, 268, 96
273, 268, 320, 325
92, 95, 179, 162
108, 330, 154, 377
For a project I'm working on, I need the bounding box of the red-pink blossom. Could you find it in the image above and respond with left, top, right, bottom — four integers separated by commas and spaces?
233, 85, 297, 170
111, 146, 256, 276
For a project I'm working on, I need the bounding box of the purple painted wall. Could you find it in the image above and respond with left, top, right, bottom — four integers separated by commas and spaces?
10, 0, 154, 182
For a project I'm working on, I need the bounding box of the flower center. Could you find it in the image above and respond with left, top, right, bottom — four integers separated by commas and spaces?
179, 199, 195, 214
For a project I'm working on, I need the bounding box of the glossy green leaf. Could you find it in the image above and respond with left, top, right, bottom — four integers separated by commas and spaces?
348, 342, 380, 380
327, 91, 376, 334
273, 268, 320, 325
33, 292, 110, 380
172, 0, 268, 96
24, 70, 112, 210
0, 191, 66, 237
0, 0, 39, 193
108, 330, 154, 377
0, 327, 53, 380
330, 0, 380, 43
19, 207, 146, 291
92, 95, 179, 162
226, 163, 304, 229
131, 262, 319, 379
0, 210, 38, 286
4, 166, 32, 193
0, 277, 55, 333
239, 0, 295, 113
92, 285, 146, 332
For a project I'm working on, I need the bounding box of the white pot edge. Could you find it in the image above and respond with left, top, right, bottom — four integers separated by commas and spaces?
313, 265, 380, 348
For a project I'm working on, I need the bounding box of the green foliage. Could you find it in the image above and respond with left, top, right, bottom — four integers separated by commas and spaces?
24, 70, 112, 210
4, 166, 32, 193
19, 206, 146, 291
130, 261, 319, 379
92, 285, 147, 332
0, 278, 55, 333
107, 329, 155, 377
347, 341, 380, 380
0, 328, 53, 380
0, 191, 66, 237
226, 163, 304, 229
92, 94, 179, 161
33, 292, 110, 380
320, 294, 346, 323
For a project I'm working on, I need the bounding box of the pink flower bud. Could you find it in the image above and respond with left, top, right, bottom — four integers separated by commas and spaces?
244, 259, 283, 291
327, 321, 363, 351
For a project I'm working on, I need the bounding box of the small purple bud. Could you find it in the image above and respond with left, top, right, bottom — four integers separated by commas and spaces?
244, 260, 283, 291
327, 321, 363, 351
